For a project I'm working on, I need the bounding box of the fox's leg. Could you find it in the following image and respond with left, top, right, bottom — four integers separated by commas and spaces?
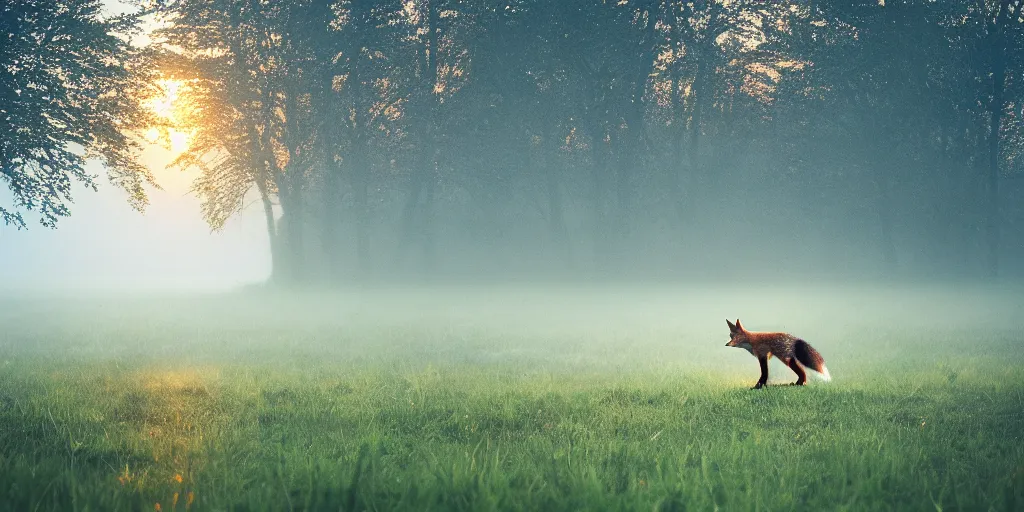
787, 358, 807, 386
753, 356, 769, 389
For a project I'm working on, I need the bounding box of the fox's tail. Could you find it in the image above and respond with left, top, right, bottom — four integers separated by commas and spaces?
794, 339, 831, 381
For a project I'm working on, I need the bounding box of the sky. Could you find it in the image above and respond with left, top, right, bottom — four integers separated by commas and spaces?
0, 143, 271, 293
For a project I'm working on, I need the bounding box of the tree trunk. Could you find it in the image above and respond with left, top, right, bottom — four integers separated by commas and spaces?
612, 1, 657, 241
278, 181, 306, 284
589, 121, 611, 269
421, 154, 436, 271
281, 83, 307, 285
665, 0, 689, 221
351, 141, 370, 277
396, 166, 424, 267
543, 138, 572, 269
255, 178, 283, 284
418, 0, 440, 273
688, 53, 709, 200
985, 0, 1012, 278
876, 166, 897, 271
615, 107, 643, 244
614, 133, 634, 242
983, 0, 1024, 278
670, 68, 687, 221
396, 150, 437, 274
321, 159, 343, 283
317, 45, 343, 285
871, 114, 897, 272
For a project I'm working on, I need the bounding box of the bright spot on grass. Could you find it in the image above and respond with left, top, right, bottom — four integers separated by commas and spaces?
141, 368, 213, 394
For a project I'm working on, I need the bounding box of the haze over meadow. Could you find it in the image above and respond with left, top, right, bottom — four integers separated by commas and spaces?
2, 3, 1024, 510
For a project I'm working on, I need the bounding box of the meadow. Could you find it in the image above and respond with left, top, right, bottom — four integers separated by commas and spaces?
0, 284, 1022, 511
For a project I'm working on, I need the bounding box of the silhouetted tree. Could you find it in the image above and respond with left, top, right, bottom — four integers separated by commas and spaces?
0, 0, 156, 228
150, 0, 1024, 284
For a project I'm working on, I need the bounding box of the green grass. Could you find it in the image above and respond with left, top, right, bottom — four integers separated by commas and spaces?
0, 286, 1022, 511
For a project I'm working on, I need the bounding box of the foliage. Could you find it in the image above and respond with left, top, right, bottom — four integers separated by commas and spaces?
0, 0, 157, 228
149, 1, 1024, 280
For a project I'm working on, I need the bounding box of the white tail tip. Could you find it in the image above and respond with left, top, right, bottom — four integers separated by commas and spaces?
818, 366, 832, 382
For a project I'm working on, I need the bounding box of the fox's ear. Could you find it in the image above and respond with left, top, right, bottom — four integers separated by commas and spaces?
726, 319, 736, 332
735, 319, 744, 331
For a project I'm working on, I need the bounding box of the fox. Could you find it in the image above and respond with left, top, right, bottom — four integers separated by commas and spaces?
725, 319, 831, 389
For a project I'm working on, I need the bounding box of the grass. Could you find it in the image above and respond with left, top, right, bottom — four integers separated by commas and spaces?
0, 285, 1022, 511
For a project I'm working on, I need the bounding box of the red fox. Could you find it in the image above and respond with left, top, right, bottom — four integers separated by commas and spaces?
725, 319, 831, 389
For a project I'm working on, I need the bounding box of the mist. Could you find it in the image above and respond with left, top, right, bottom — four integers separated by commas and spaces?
4, 1, 1024, 291
3, 1, 1024, 509
0, 161, 270, 294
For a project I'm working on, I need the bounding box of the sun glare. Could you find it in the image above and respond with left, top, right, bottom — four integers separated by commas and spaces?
145, 79, 194, 155
169, 131, 190, 153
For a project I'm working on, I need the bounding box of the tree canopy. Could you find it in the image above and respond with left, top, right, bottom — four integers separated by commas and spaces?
3, 0, 1023, 282
149, 0, 1024, 283
0, 0, 158, 228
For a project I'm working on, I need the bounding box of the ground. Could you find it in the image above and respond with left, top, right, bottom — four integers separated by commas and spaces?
0, 285, 1022, 511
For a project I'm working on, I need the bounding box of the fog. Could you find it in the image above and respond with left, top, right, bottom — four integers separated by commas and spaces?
4, 0, 1024, 294
4, 168, 1024, 294
0, 159, 270, 294
3, 284, 1022, 384
6, 2, 1024, 509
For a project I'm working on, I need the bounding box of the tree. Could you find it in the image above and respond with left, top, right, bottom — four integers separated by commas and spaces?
157, 0, 286, 279
980, 0, 1024, 278
760, 0, 1004, 274
0, 0, 157, 228
318, 0, 408, 279
150, 0, 1024, 284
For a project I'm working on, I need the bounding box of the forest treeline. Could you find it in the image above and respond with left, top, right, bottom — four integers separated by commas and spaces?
4, 1, 1024, 285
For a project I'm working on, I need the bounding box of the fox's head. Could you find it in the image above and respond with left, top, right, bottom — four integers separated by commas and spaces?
725, 319, 754, 353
